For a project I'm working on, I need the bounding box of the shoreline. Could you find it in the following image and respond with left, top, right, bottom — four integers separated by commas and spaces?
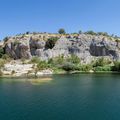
0, 71, 120, 79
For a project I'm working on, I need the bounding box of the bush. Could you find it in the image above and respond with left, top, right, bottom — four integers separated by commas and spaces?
0, 70, 3, 76
45, 37, 59, 49
26, 31, 30, 34
21, 58, 26, 64
61, 62, 77, 71
0, 59, 5, 68
58, 28, 66, 34
81, 64, 93, 72
11, 70, 16, 75
78, 30, 82, 34
48, 55, 65, 66
30, 57, 40, 64
37, 60, 48, 71
67, 54, 80, 64
92, 58, 111, 67
0, 48, 4, 58
3, 37, 9, 42
2, 54, 11, 61
85, 31, 97, 35
112, 61, 120, 71
94, 66, 112, 71
97, 32, 109, 37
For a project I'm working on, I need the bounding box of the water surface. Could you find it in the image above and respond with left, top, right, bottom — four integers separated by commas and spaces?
0, 74, 120, 120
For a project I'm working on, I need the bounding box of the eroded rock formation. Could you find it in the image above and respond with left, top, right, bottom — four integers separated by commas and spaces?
3, 33, 120, 63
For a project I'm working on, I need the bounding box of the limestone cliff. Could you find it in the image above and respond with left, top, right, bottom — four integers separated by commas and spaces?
2, 33, 120, 64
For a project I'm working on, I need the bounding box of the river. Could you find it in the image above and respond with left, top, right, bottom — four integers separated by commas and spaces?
0, 74, 120, 120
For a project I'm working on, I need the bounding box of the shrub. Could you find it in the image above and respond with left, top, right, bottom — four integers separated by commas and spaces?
97, 32, 109, 37
2, 54, 11, 61
26, 31, 30, 34
58, 28, 66, 34
11, 70, 16, 75
78, 30, 82, 34
81, 64, 93, 72
92, 58, 110, 67
14, 41, 21, 46
61, 62, 76, 71
30, 57, 40, 64
37, 60, 48, 71
0, 59, 5, 68
3, 37, 9, 42
0, 48, 4, 58
48, 55, 65, 66
85, 31, 97, 35
94, 66, 112, 71
21, 58, 26, 64
0, 70, 3, 76
67, 54, 80, 64
45, 37, 59, 49
112, 61, 120, 71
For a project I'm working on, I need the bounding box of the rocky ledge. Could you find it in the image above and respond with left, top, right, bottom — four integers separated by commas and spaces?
1, 60, 53, 77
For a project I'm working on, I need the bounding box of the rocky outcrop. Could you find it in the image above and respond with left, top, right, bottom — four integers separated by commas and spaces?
89, 38, 120, 59
5, 42, 31, 59
3, 33, 120, 63
2, 60, 53, 77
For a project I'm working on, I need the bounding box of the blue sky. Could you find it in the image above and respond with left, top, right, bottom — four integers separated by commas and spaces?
0, 0, 120, 39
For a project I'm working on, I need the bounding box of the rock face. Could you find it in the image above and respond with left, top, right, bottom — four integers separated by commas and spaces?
2, 60, 53, 77
3, 33, 120, 63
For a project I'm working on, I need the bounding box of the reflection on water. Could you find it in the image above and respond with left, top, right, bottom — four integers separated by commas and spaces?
0, 77, 53, 85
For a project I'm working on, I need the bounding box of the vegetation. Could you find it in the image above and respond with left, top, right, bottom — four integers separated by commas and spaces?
58, 28, 66, 34
97, 32, 109, 36
37, 60, 48, 71
112, 61, 120, 71
3, 36, 9, 42
1, 30, 120, 76
92, 57, 111, 67
0, 59, 5, 68
45, 37, 59, 49
85, 30, 97, 35
78, 30, 82, 34
67, 54, 81, 64
62, 62, 78, 72
28, 55, 120, 73
0, 48, 4, 58
2, 54, 11, 62
30, 57, 40, 64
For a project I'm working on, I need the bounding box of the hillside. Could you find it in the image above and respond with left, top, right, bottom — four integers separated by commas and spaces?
0, 32, 120, 77
1, 32, 120, 64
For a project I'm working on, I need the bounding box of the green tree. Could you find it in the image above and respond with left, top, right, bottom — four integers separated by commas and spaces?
97, 32, 109, 36
58, 28, 66, 34
78, 30, 82, 34
26, 31, 30, 34
85, 30, 97, 35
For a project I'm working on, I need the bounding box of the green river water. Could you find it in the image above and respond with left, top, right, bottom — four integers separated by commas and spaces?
0, 74, 120, 120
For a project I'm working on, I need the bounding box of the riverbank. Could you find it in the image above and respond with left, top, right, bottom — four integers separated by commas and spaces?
0, 57, 120, 78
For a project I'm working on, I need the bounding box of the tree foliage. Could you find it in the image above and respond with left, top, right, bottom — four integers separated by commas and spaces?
58, 28, 66, 34
45, 37, 59, 49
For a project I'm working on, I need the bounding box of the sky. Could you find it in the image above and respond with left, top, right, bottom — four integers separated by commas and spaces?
0, 0, 120, 40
